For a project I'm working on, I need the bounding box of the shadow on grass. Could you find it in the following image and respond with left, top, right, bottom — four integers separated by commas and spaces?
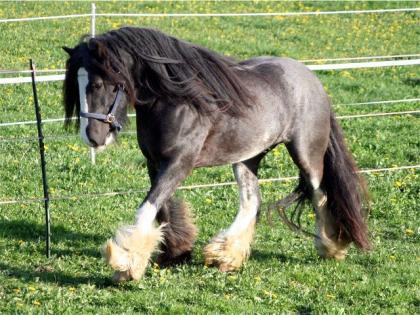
0, 219, 103, 257
251, 249, 318, 265
0, 262, 114, 287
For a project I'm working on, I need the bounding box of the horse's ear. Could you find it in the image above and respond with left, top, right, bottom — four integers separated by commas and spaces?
62, 46, 74, 56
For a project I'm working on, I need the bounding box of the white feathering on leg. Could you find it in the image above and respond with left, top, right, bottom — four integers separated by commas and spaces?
102, 202, 162, 282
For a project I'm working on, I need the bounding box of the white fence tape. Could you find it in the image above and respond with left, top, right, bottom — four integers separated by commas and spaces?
336, 110, 420, 119
0, 13, 91, 23
2, 54, 418, 75
300, 54, 420, 63
307, 59, 420, 71
1, 59, 419, 85
0, 74, 65, 85
95, 8, 420, 18
1, 8, 418, 23
335, 98, 420, 107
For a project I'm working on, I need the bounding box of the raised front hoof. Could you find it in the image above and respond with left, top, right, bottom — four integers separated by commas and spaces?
102, 224, 163, 282
203, 236, 250, 272
315, 237, 349, 261
155, 250, 193, 268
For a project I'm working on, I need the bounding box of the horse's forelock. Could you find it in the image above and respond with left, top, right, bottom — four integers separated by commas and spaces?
63, 45, 85, 129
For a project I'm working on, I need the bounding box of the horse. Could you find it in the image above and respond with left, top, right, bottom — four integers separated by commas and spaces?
63, 27, 370, 283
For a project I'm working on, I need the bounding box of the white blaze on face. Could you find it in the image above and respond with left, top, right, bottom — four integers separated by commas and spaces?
77, 67, 92, 146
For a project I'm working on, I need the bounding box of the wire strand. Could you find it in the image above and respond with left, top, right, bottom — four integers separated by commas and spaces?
1, 100, 418, 128
1, 164, 418, 205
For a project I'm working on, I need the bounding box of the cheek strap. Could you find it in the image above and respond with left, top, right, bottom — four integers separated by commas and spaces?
80, 85, 124, 131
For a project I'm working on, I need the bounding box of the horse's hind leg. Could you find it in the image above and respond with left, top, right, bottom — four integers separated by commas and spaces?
155, 198, 197, 266
286, 138, 350, 260
204, 155, 263, 272
144, 162, 197, 267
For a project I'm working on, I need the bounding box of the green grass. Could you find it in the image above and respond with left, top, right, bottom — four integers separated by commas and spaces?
0, 1, 419, 314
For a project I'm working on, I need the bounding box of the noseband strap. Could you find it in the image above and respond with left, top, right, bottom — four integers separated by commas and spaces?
80, 85, 125, 130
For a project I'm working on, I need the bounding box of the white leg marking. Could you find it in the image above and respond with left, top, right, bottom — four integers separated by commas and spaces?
312, 186, 348, 260
103, 200, 162, 282
312, 187, 327, 208
135, 201, 158, 231
77, 67, 92, 146
310, 178, 320, 190
204, 164, 259, 271
226, 191, 259, 236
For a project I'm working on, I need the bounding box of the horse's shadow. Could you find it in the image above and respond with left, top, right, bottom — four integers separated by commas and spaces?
251, 249, 318, 265
0, 218, 102, 257
0, 261, 112, 287
0, 219, 114, 286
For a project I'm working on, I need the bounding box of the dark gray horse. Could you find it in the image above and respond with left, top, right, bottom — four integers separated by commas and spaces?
63, 27, 370, 283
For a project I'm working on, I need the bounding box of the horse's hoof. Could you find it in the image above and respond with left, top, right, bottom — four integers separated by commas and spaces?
102, 224, 164, 282
156, 250, 192, 268
315, 237, 349, 260
112, 270, 132, 283
203, 234, 250, 272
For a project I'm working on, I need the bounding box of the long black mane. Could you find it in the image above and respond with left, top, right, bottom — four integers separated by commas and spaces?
64, 27, 254, 125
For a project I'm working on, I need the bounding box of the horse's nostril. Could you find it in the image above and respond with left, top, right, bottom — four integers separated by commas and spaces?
86, 128, 100, 147
89, 138, 99, 147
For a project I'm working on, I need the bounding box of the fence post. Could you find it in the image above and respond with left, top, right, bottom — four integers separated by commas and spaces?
30, 59, 51, 258
89, 2, 96, 164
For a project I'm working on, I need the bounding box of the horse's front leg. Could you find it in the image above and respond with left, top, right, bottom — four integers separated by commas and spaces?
102, 157, 194, 283
147, 161, 197, 267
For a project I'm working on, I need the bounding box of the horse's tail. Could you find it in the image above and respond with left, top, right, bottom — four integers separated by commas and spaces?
321, 113, 370, 250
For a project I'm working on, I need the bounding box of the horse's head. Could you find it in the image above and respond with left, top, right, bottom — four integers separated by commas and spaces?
63, 39, 133, 150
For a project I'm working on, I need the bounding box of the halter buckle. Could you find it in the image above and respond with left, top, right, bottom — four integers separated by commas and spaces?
105, 113, 116, 124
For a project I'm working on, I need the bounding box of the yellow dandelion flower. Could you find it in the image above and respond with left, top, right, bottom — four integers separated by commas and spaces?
28, 286, 36, 292
33, 300, 41, 306
263, 290, 277, 298
405, 228, 414, 236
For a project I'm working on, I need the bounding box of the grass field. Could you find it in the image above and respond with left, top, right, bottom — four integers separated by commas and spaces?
0, 1, 419, 314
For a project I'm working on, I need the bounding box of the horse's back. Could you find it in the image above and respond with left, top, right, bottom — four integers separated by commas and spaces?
240, 56, 331, 138
242, 56, 330, 112
196, 57, 332, 167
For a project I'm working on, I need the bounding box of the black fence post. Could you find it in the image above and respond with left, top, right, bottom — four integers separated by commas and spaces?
30, 59, 51, 258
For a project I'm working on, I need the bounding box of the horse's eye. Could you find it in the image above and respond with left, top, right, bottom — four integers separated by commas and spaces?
92, 82, 103, 90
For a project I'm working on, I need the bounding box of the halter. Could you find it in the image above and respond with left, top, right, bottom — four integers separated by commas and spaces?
80, 84, 125, 131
